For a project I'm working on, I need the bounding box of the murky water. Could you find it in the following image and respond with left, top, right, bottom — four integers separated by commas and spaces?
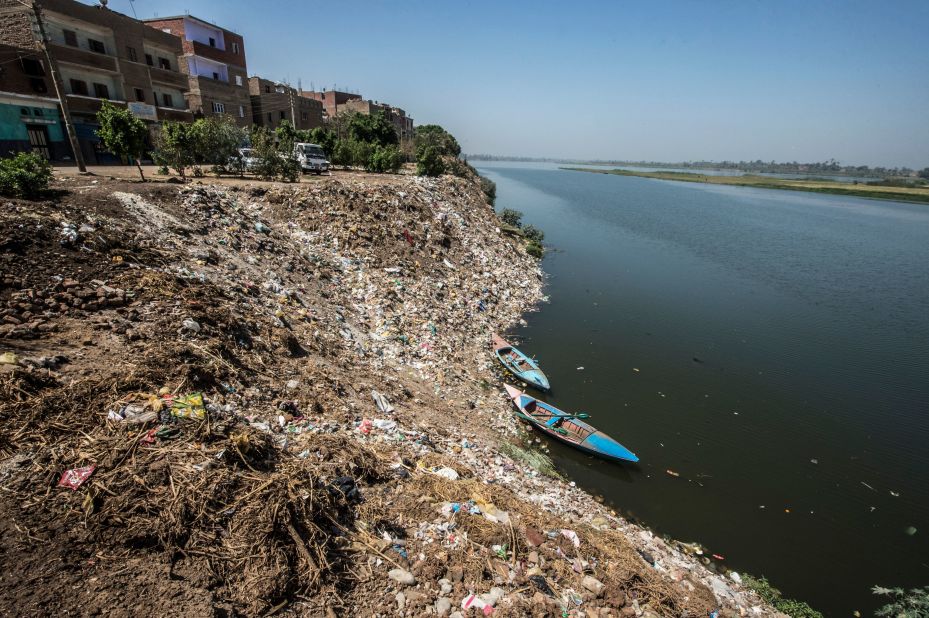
475, 161, 929, 616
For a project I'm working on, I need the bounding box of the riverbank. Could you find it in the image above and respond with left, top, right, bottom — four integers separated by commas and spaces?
563, 167, 929, 204
0, 171, 782, 616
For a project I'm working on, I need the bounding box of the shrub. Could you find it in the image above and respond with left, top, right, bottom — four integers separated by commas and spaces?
416, 146, 445, 177
741, 575, 822, 618
95, 100, 148, 181
523, 224, 544, 243
526, 240, 544, 258
480, 177, 496, 206
0, 152, 52, 198
367, 145, 403, 173
499, 208, 523, 227
445, 157, 472, 178
331, 140, 353, 168
350, 140, 374, 169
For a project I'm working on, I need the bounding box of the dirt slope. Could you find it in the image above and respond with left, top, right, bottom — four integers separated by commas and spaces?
0, 171, 779, 617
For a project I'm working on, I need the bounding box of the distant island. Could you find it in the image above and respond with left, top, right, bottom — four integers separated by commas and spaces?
467, 155, 929, 180
563, 167, 929, 204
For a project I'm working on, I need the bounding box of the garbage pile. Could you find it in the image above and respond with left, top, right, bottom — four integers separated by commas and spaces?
0, 174, 778, 616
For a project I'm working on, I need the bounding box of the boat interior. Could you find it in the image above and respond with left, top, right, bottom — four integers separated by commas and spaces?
523, 399, 593, 443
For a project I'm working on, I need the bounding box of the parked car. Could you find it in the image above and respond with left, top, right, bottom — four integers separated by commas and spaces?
235, 147, 260, 172
294, 143, 329, 174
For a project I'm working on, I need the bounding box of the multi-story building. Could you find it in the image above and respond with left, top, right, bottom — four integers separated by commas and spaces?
339, 98, 414, 143
299, 89, 361, 122
143, 15, 251, 127
0, 0, 192, 162
249, 77, 322, 131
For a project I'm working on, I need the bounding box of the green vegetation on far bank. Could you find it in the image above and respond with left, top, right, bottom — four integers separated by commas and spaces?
563, 167, 929, 204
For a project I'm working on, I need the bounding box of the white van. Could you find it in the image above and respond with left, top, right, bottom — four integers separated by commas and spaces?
294, 143, 329, 174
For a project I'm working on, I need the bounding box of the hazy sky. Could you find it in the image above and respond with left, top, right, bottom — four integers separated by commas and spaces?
102, 0, 928, 167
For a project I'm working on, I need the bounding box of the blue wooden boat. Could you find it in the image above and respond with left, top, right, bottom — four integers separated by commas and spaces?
504, 385, 639, 463
492, 333, 550, 391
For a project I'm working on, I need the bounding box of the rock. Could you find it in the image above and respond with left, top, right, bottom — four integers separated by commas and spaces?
395, 591, 405, 610
620, 607, 636, 617
181, 318, 201, 333
524, 526, 545, 546
439, 578, 452, 595
582, 575, 605, 597
436, 597, 452, 616
388, 568, 416, 586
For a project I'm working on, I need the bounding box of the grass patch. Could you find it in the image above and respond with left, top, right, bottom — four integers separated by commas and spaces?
499, 441, 561, 479
741, 574, 823, 618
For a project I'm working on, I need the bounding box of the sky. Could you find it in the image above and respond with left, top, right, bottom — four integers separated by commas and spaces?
101, 0, 928, 168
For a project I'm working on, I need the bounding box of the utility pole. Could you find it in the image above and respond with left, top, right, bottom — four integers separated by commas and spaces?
26, 0, 86, 171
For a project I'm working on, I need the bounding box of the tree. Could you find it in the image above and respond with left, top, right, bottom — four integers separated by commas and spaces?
155, 121, 196, 181
415, 145, 445, 177
95, 100, 148, 181
346, 111, 398, 147
415, 124, 461, 157
190, 116, 246, 174
918, 168, 929, 180
309, 127, 336, 156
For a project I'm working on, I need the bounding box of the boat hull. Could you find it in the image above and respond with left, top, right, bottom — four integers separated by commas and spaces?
505, 385, 638, 463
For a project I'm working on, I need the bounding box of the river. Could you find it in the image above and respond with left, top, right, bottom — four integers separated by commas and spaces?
474, 161, 929, 616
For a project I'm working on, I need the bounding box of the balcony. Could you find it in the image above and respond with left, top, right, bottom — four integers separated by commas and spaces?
190, 40, 240, 67
148, 66, 189, 90
50, 43, 118, 73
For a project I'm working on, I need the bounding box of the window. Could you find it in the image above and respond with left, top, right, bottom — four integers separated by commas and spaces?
162, 93, 173, 108
93, 83, 109, 99
302, 112, 307, 121
126, 46, 137, 62
235, 75, 242, 86
63, 29, 78, 47
158, 57, 170, 70
232, 42, 239, 54
20, 57, 44, 76
208, 37, 216, 48
135, 88, 145, 102
20, 108, 29, 115
145, 53, 153, 66
88, 39, 106, 54
29, 78, 47, 93
264, 85, 270, 94
212, 72, 219, 80
267, 112, 272, 122
212, 101, 225, 113
238, 105, 245, 118
69, 79, 88, 96
33, 108, 43, 117
280, 111, 286, 120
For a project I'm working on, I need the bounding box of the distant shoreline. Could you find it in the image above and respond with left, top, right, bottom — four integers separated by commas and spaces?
562, 167, 929, 204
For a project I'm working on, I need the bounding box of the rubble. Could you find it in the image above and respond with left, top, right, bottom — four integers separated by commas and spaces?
0, 172, 779, 616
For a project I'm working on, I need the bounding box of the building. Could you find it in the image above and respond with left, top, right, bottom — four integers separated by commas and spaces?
143, 15, 251, 127
299, 89, 361, 122
0, 0, 192, 162
249, 77, 322, 131
339, 98, 414, 143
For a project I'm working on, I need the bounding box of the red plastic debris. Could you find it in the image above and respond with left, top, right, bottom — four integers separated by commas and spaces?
58, 465, 96, 490
712, 553, 726, 561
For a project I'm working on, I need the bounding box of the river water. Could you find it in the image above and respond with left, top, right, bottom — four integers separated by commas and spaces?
474, 161, 929, 616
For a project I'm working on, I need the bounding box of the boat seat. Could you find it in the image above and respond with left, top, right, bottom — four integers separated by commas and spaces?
546, 416, 563, 428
